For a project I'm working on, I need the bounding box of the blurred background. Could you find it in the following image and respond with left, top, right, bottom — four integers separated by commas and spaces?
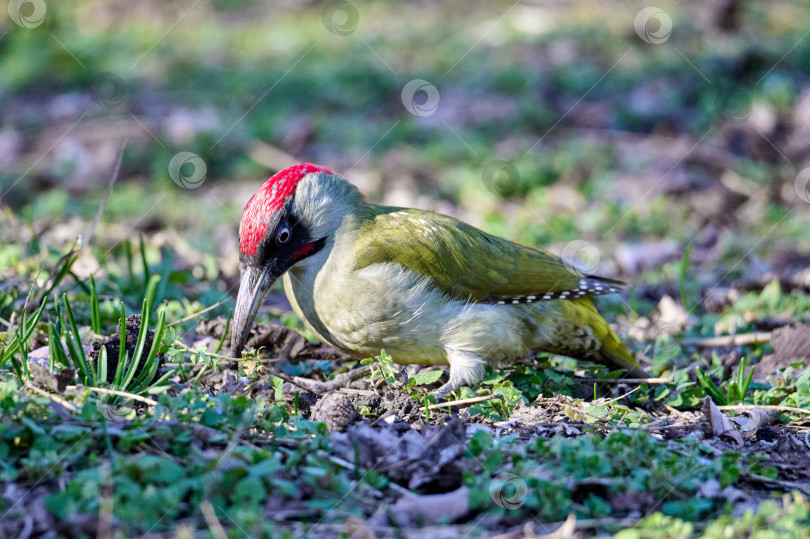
1, 0, 809, 325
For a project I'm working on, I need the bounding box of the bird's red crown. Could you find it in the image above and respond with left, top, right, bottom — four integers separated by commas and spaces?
239, 163, 334, 256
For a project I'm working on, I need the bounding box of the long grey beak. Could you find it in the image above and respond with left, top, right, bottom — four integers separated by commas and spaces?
231, 264, 281, 358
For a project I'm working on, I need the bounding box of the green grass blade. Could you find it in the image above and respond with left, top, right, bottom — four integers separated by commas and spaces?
743, 361, 755, 398
13, 299, 32, 379
4, 296, 49, 359
119, 299, 150, 390
11, 329, 27, 381
696, 367, 727, 405
139, 235, 151, 301
119, 277, 159, 390
47, 323, 56, 373
42, 253, 78, 300
125, 240, 134, 290
90, 275, 101, 335
7, 348, 24, 381
62, 294, 92, 385
98, 345, 108, 384
114, 301, 127, 387
214, 310, 233, 354
112, 351, 128, 388
154, 248, 172, 309
146, 369, 173, 391
48, 322, 70, 369
131, 307, 166, 391
68, 271, 92, 295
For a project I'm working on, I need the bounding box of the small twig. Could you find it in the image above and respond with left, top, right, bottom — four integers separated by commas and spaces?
289, 365, 371, 395
85, 141, 126, 250
201, 413, 250, 502
531, 421, 634, 431
317, 451, 415, 498
371, 409, 397, 427
665, 404, 683, 416
199, 501, 228, 539
337, 387, 376, 396
679, 332, 772, 347
379, 421, 461, 473
24, 382, 79, 413
574, 377, 673, 384
496, 515, 643, 537
601, 386, 640, 405
428, 393, 504, 411
716, 404, 810, 416
273, 371, 317, 394
66, 385, 158, 406
166, 299, 228, 328
745, 473, 810, 496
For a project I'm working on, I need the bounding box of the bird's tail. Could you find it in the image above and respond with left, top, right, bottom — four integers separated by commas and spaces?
555, 297, 651, 378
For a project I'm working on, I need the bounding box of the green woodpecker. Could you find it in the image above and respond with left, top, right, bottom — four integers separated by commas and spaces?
231, 163, 647, 397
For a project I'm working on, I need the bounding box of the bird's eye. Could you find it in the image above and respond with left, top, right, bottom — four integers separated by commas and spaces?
276, 225, 291, 244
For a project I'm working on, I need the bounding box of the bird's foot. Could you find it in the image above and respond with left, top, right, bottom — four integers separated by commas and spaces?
433, 381, 457, 401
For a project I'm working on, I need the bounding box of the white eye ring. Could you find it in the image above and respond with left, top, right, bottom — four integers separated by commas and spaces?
277, 225, 291, 244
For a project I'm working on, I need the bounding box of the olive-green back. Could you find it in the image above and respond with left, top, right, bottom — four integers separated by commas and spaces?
352, 206, 608, 302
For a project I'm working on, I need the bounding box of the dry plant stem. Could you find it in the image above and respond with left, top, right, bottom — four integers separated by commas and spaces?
24, 382, 79, 413
166, 299, 228, 328
745, 473, 810, 496
380, 421, 461, 473
574, 377, 673, 384
601, 386, 640, 405
85, 141, 125, 248
665, 404, 683, 415
337, 387, 376, 396
316, 451, 416, 498
171, 340, 235, 362
201, 417, 249, 503
428, 393, 504, 411
679, 332, 772, 347
288, 365, 372, 395
66, 385, 158, 406
199, 501, 228, 539
371, 409, 397, 427
272, 371, 317, 394
717, 404, 810, 416
495, 515, 644, 538
526, 421, 639, 432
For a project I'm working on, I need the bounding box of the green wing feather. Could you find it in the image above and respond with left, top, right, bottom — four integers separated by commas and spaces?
353, 207, 622, 302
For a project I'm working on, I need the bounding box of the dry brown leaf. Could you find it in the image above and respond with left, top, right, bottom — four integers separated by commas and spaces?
731, 409, 778, 438
367, 487, 470, 528
701, 398, 743, 446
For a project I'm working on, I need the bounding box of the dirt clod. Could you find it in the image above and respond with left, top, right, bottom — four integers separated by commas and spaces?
29, 363, 76, 393
310, 392, 359, 432
88, 314, 159, 385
